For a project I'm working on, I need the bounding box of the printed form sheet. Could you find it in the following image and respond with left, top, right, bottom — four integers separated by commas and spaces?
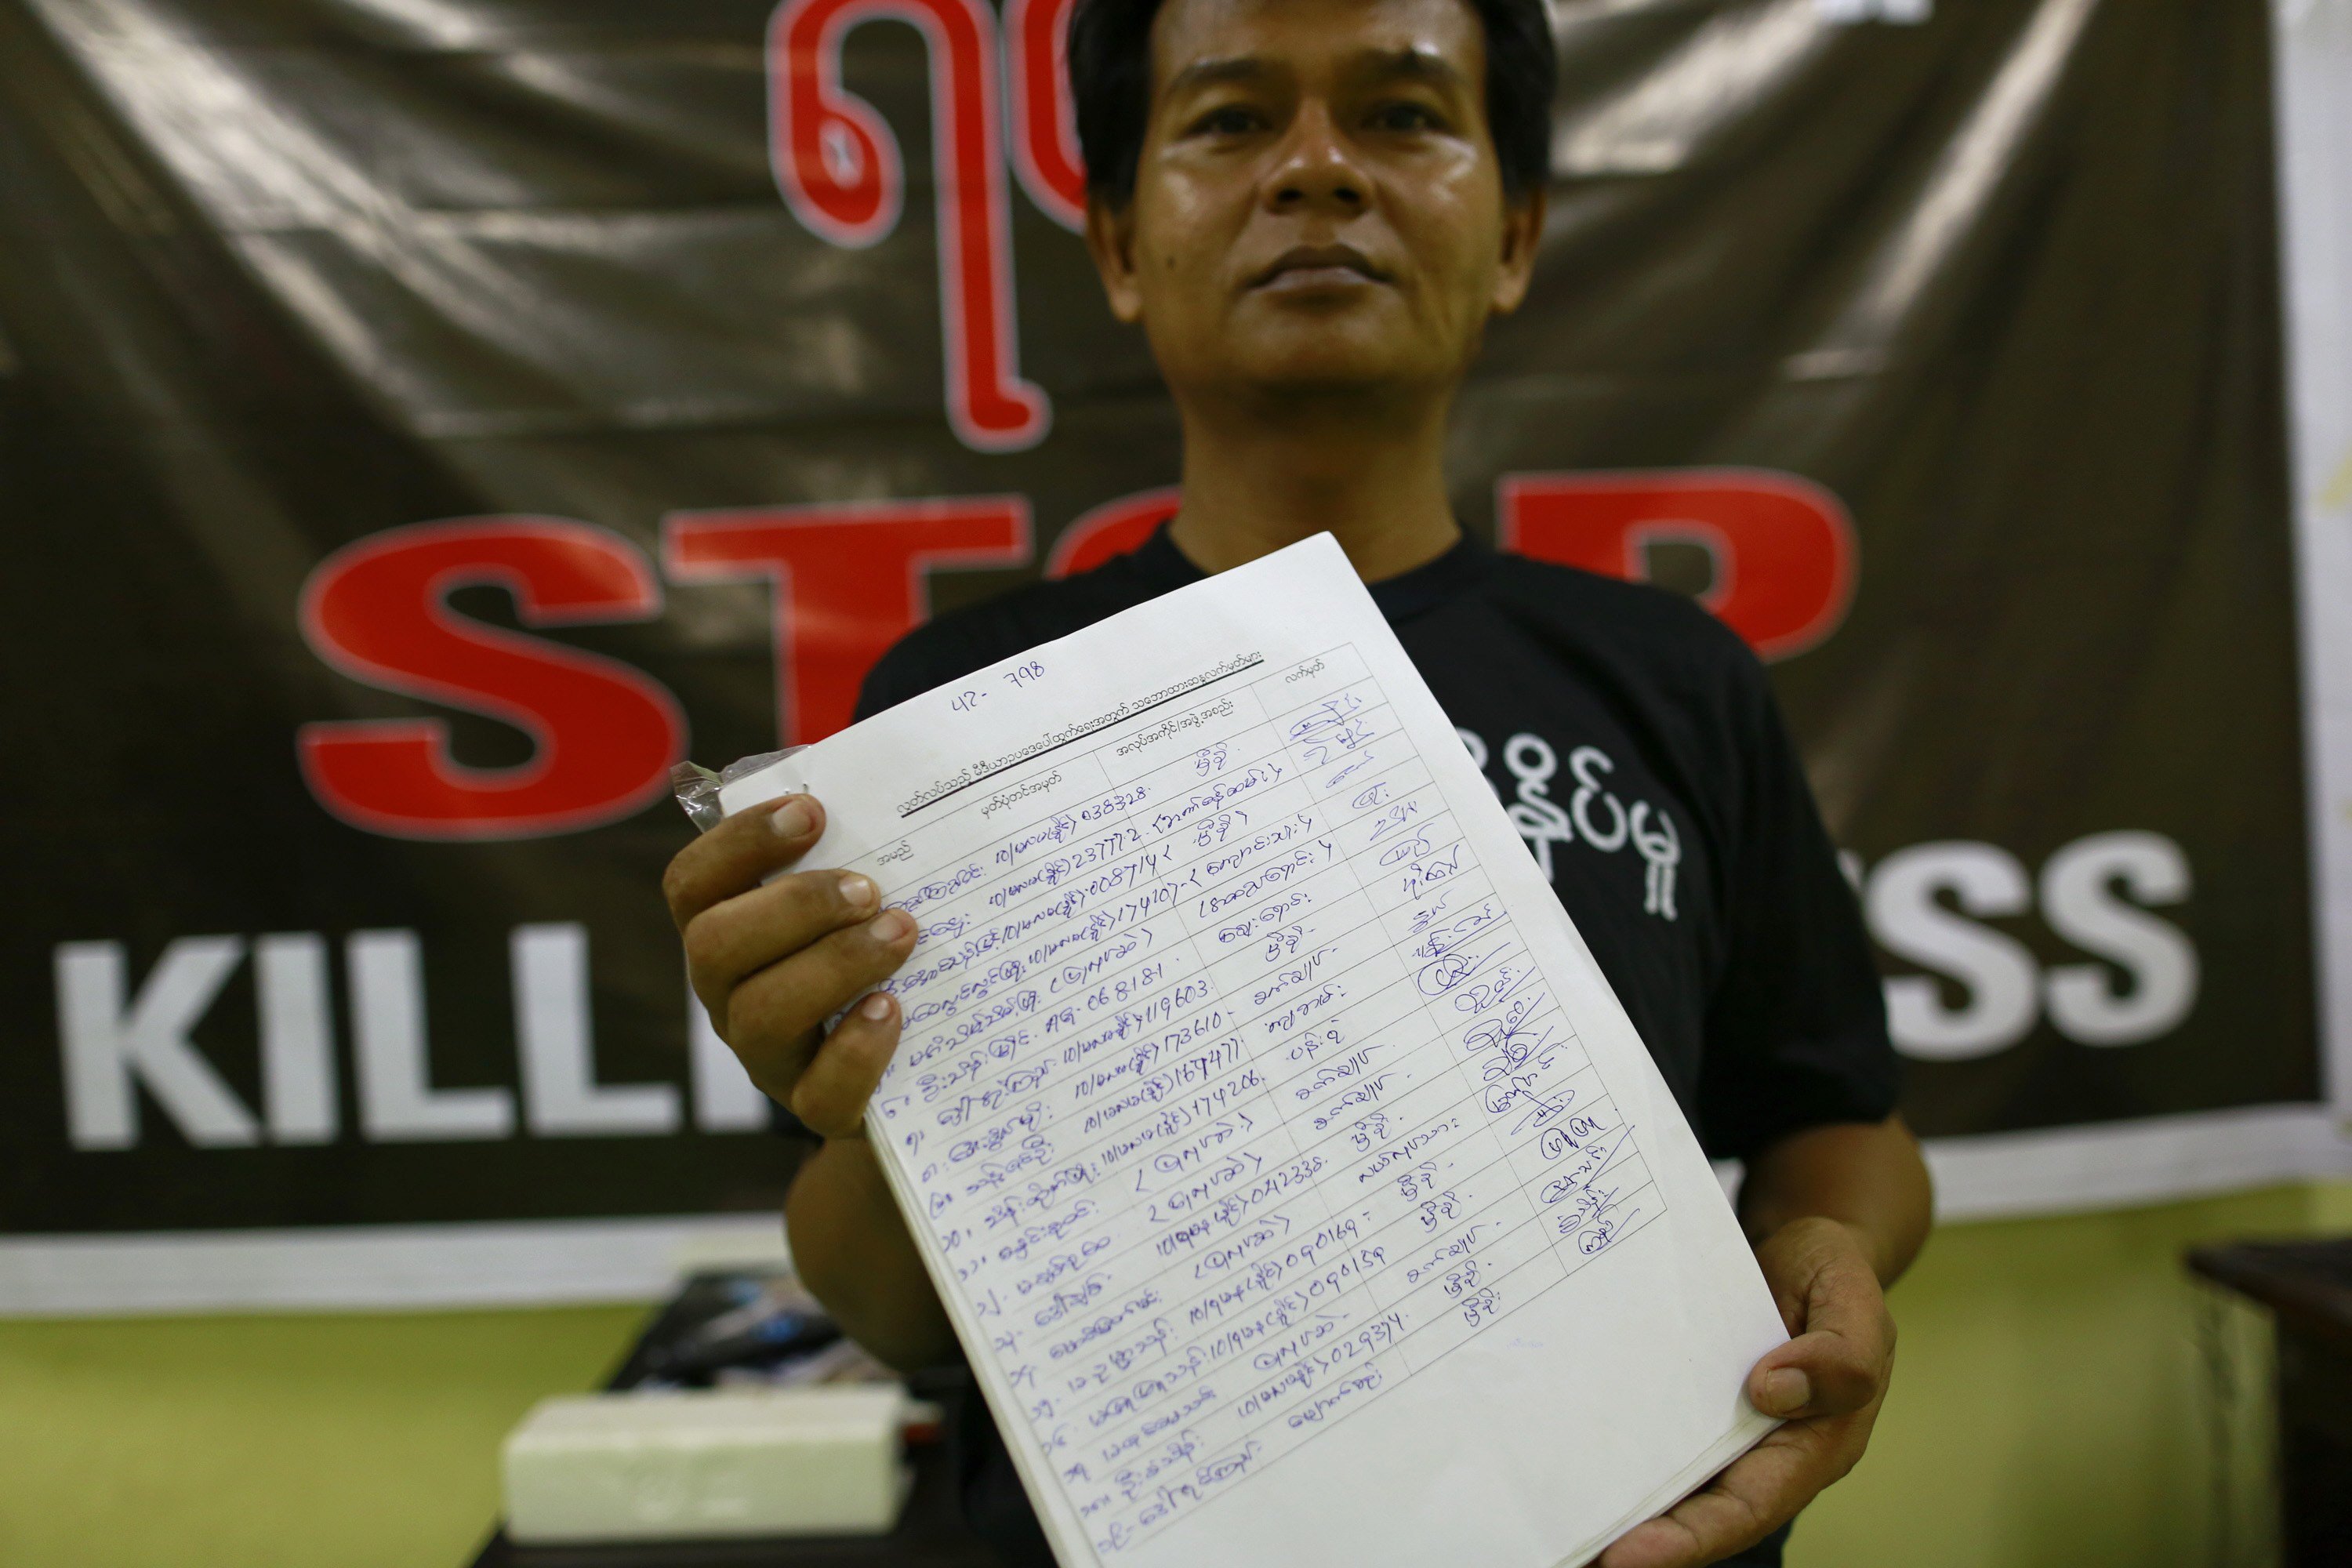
719, 535, 1785, 1568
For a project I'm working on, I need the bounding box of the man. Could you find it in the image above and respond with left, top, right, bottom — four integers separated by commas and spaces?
663, 0, 1933, 1562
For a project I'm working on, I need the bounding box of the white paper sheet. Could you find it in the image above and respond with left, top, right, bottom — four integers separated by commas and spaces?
718, 533, 1786, 1568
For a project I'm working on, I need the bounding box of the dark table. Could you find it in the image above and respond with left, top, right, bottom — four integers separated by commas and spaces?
466, 1443, 1002, 1568
2187, 1237, 2352, 1567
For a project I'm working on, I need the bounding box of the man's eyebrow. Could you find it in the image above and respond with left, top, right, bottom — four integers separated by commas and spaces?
1357, 45, 1469, 89
1162, 45, 1468, 99
1164, 56, 1270, 96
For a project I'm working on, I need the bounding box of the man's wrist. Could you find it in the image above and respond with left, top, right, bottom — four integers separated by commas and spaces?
1737, 1118, 1934, 1289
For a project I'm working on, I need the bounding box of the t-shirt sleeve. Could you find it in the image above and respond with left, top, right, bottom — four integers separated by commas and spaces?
1693, 659, 1901, 1161
853, 616, 994, 723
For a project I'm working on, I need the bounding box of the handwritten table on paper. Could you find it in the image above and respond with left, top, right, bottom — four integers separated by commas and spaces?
718, 535, 1786, 1568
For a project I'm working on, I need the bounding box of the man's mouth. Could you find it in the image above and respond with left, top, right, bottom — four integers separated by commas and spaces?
1250, 244, 1389, 292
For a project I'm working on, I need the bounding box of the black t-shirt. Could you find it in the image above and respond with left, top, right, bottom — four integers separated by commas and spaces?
800, 524, 1896, 1567
851, 524, 1897, 1156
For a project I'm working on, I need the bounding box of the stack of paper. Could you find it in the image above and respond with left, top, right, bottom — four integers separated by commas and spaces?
718, 534, 1785, 1567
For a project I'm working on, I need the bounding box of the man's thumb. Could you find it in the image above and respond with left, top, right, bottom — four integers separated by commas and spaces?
1751, 1331, 1878, 1417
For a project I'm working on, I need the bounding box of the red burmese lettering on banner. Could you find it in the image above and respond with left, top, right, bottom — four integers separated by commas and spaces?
769, 0, 1050, 452
666, 497, 1032, 745
1497, 469, 1857, 660
1006, 0, 1086, 231
1046, 486, 1181, 579
297, 518, 686, 840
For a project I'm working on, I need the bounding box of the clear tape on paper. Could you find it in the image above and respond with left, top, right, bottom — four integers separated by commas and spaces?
672, 748, 807, 833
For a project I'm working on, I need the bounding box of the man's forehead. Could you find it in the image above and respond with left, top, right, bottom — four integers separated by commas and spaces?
1149, 0, 1486, 88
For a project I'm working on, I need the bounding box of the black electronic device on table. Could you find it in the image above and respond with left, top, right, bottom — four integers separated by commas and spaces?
466, 1272, 1000, 1568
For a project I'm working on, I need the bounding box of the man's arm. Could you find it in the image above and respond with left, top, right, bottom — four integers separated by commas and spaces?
1738, 1112, 1932, 1286
1750, 1114, 1929, 1279
784, 1138, 956, 1372
1601, 1114, 1932, 1568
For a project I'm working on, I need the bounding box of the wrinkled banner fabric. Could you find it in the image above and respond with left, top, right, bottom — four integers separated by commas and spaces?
0, 0, 2341, 1311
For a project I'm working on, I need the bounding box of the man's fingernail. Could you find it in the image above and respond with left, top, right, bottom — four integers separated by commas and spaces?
838, 873, 877, 910
1761, 1369, 1809, 1415
859, 992, 895, 1022
867, 910, 913, 943
771, 797, 815, 837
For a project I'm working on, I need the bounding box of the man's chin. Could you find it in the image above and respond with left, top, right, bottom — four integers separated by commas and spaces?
1227, 347, 1430, 408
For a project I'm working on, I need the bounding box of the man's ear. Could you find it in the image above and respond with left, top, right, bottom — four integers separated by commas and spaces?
1489, 186, 1546, 316
1084, 194, 1146, 325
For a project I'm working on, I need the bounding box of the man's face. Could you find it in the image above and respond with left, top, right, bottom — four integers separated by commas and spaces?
1087, 0, 1541, 414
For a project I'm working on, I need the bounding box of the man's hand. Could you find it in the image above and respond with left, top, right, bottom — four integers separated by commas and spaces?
1598, 1217, 1895, 1568
666, 793, 955, 1370
662, 793, 919, 1136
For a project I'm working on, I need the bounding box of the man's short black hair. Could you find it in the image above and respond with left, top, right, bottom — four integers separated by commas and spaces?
1067, 0, 1556, 209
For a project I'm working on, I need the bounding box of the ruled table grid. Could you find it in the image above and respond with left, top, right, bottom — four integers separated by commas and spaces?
850, 644, 1668, 1559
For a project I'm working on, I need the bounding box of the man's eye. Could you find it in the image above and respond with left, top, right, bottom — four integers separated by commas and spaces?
1188, 105, 1264, 136
1370, 101, 1443, 132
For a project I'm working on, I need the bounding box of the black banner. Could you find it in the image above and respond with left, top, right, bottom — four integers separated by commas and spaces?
0, 0, 2314, 1251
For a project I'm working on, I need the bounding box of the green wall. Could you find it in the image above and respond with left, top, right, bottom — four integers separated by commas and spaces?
3, 1182, 2347, 1568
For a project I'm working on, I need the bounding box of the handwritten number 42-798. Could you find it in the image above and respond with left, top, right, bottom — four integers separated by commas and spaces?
952, 660, 1048, 713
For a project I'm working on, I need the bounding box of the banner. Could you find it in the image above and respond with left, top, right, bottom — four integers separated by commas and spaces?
1, 0, 2343, 1312
2278, 0, 2352, 1177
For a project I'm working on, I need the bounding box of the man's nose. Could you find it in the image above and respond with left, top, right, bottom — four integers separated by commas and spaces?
1266, 103, 1367, 213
